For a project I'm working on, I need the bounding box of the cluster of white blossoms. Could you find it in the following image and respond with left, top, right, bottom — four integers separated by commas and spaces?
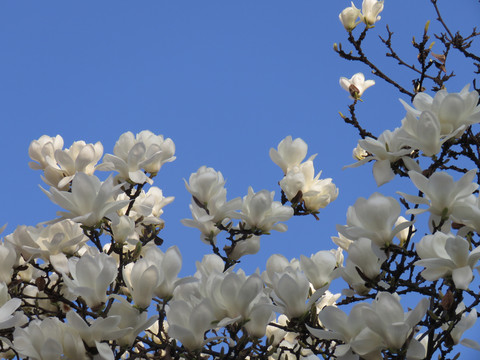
348, 85, 480, 186
2, 119, 480, 359
181, 164, 297, 261
339, 0, 384, 31
1, 1, 480, 358
270, 136, 339, 213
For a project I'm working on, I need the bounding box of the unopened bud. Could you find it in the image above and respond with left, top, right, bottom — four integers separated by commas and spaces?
424, 20, 430, 33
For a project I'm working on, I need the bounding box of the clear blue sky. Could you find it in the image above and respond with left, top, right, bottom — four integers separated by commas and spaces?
1, 1, 479, 357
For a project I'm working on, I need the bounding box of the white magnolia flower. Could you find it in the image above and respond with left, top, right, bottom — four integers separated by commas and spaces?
395, 215, 415, 246
117, 186, 174, 226
28, 135, 64, 171
452, 194, 480, 233
166, 299, 216, 350
399, 170, 477, 229
98, 130, 175, 184
398, 110, 457, 157
6, 220, 87, 263
0, 242, 16, 284
66, 310, 126, 346
50, 141, 104, 189
401, 84, 480, 136
227, 235, 261, 260
108, 296, 159, 347
262, 254, 300, 289
339, 73, 375, 100
268, 266, 324, 320
0, 298, 27, 329
308, 302, 382, 359
337, 192, 412, 247
280, 160, 338, 211
181, 202, 222, 245
135, 130, 176, 174
361, 0, 384, 27
361, 292, 428, 352
185, 166, 227, 206
182, 167, 241, 241
300, 250, 340, 289
270, 136, 314, 175
341, 238, 387, 295
443, 304, 480, 350
62, 249, 117, 308
239, 187, 293, 234
415, 232, 480, 290
352, 143, 368, 161
43, 173, 129, 227
124, 245, 182, 307
194, 253, 226, 280
13, 318, 87, 360
309, 292, 427, 359
110, 215, 139, 245
346, 128, 412, 186
339, 2, 361, 31
199, 270, 273, 337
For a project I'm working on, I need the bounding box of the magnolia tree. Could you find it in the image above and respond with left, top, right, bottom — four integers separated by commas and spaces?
1, 0, 480, 359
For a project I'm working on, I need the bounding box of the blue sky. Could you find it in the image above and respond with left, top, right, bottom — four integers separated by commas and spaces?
1, 0, 479, 356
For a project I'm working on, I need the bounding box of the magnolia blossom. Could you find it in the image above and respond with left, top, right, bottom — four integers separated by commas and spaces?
337, 192, 412, 247
49, 141, 104, 189
401, 84, 480, 136
300, 250, 341, 289
269, 136, 313, 174
262, 254, 300, 289
181, 203, 222, 244
98, 130, 175, 184
42, 173, 129, 227
28, 135, 64, 170
339, 2, 361, 31
341, 238, 387, 295
185, 166, 227, 206
62, 249, 117, 308
66, 310, 133, 359
280, 160, 338, 212
267, 265, 325, 320
309, 292, 427, 359
198, 270, 274, 337
13, 318, 87, 360
6, 220, 87, 271
399, 170, 477, 229
184, 166, 241, 223
110, 215, 139, 245
443, 305, 480, 350
397, 110, 458, 157
452, 194, 480, 233
362, 292, 428, 352
346, 128, 414, 186
107, 296, 159, 347
117, 186, 174, 226
166, 299, 216, 350
29, 135, 103, 190
239, 187, 293, 234
0, 298, 27, 330
124, 245, 182, 307
0, 243, 16, 284
308, 302, 381, 359
361, 0, 384, 26
395, 215, 415, 246
339, 73, 375, 100
415, 232, 480, 290
352, 143, 368, 161
226, 234, 261, 260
